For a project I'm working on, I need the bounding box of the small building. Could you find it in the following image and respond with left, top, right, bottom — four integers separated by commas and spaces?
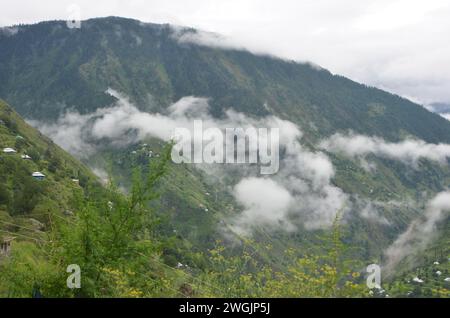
0, 236, 15, 257
32, 171, 46, 180
412, 277, 424, 283
3, 147, 17, 154
21, 154, 32, 160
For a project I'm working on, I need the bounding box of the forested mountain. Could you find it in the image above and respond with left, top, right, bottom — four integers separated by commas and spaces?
1, 17, 450, 143
0, 17, 449, 297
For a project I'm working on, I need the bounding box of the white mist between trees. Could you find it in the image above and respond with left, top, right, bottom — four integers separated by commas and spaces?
28, 88, 450, 271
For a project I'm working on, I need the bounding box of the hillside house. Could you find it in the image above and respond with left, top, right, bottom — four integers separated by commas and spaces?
3, 147, 17, 154
21, 154, 32, 160
412, 277, 424, 283
32, 171, 46, 180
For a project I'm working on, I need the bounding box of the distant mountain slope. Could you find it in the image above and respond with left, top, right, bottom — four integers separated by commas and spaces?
1, 17, 450, 144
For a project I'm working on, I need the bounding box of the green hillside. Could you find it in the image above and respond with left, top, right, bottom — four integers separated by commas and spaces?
0, 100, 196, 297
0, 17, 449, 297
0, 99, 101, 241
0, 100, 375, 298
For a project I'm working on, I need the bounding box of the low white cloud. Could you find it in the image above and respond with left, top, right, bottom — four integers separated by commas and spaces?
320, 132, 450, 166
29, 90, 450, 245
0, 26, 19, 36
28, 111, 96, 158
30, 89, 348, 234
30, 89, 210, 158
384, 191, 450, 273
230, 177, 294, 234
273, 137, 348, 231
30, 90, 450, 239
426, 103, 450, 121
90, 166, 109, 184
351, 198, 391, 225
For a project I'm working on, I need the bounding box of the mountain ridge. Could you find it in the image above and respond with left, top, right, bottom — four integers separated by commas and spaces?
1, 17, 450, 143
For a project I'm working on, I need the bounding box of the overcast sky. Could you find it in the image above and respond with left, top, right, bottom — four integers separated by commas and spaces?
1, 0, 450, 105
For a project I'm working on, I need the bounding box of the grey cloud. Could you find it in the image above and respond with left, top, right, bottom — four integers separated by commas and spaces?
384, 191, 450, 273
31, 89, 348, 235
0, 26, 19, 36
426, 103, 450, 122
29, 90, 450, 239
320, 132, 450, 166
230, 177, 295, 235
27, 112, 96, 158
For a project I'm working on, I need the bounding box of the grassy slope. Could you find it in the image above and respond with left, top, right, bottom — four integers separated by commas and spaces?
0, 99, 100, 242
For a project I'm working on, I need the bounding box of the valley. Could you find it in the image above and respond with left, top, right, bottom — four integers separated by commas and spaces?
0, 17, 449, 298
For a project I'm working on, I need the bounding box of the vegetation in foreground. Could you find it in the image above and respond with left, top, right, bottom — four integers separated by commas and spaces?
1, 144, 447, 298
0, 143, 367, 298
